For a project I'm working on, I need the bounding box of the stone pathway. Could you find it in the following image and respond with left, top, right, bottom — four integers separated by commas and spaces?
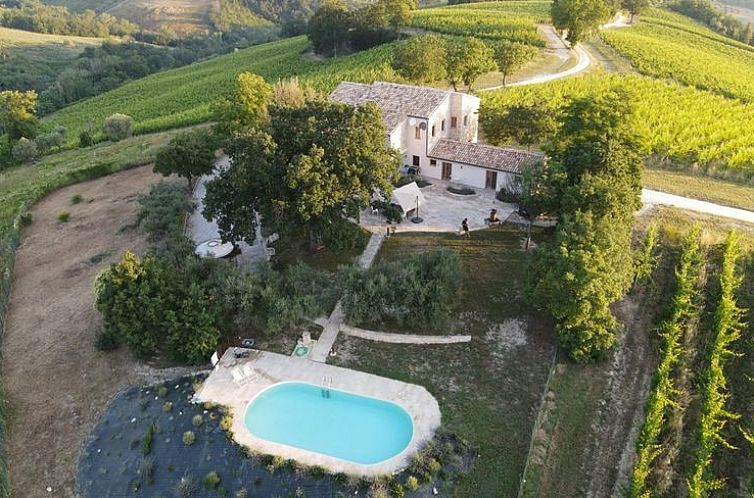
341, 324, 472, 344
308, 232, 385, 362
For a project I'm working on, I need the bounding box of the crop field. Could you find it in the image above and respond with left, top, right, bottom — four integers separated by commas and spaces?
43, 36, 402, 143
411, 1, 550, 46
601, 10, 754, 102
481, 73, 754, 176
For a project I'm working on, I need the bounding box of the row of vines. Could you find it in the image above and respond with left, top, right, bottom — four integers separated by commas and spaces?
601, 10, 754, 103
630, 226, 751, 497
630, 225, 705, 497
687, 232, 746, 497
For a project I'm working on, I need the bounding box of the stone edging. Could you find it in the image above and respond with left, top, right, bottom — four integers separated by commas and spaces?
340, 325, 472, 344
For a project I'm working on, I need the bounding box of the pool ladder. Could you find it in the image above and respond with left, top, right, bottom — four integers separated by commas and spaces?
321, 376, 333, 398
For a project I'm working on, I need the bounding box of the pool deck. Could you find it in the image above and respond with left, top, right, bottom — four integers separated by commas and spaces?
196, 348, 442, 476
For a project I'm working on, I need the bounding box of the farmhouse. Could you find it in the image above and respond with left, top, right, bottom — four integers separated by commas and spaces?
331, 81, 542, 191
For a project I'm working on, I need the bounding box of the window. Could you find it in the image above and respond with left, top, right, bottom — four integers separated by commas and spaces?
412, 155, 420, 167
415, 126, 421, 139
463, 115, 468, 126
431, 125, 436, 137
441, 120, 445, 131
430, 159, 437, 166
451, 117, 457, 128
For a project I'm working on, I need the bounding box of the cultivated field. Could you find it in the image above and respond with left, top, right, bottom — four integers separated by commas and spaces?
601, 9, 754, 102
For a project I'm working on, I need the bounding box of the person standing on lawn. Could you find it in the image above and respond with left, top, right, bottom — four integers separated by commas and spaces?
462, 218, 470, 238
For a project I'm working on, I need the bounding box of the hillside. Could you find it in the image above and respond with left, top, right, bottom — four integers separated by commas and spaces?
0, 26, 104, 91
43, 36, 402, 140
600, 8, 754, 101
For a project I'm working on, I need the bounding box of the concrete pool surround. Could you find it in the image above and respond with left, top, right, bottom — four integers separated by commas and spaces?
197, 349, 442, 475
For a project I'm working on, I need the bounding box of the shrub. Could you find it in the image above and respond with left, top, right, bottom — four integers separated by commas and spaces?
390, 482, 405, 498
175, 474, 196, 498
71, 194, 83, 204
192, 415, 203, 427
157, 385, 168, 397
369, 481, 390, 498
220, 414, 233, 431
34, 126, 66, 154
138, 455, 154, 481
317, 217, 370, 253
182, 431, 196, 446
18, 212, 32, 227
57, 210, 70, 222
11, 137, 37, 163
137, 182, 195, 259
405, 475, 419, 492
202, 471, 221, 489
102, 113, 134, 142
236, 489, 249, 498
217, 263, 339, 335
372, 200, 403, 224
142, 423, 155, 455
163, 401, 173, 412
95, 327, 120, 351
496, 185, 520, 203
341, 249, 461, 328
78, 128, 95, 147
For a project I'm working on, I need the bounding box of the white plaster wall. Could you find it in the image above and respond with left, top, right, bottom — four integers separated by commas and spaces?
423, 161, 518, 191
402, 116, 429, 169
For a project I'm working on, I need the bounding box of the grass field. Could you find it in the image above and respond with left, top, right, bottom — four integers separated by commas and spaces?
42, 36, 403, 143
331, 228, 556, 497
411, 1, 550, 46
601, 9, 754, 102
0, 26, 104, 91
481, 72, 754, 176
643, 168, 754, 211
43, 0, 122, 12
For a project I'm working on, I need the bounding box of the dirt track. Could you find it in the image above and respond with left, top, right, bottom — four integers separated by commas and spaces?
2, 166, 191, 498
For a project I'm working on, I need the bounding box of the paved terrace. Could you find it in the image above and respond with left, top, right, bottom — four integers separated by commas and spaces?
360, 179, 516, 234
196, 349, 442, 476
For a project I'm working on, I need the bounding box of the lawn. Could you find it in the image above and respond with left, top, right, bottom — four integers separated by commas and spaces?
643, 168, 754, 211
330, 228, 557, 497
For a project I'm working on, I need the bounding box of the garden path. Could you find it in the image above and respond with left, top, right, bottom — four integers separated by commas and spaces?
341, 324, 472, 344
308, 232, 386, 362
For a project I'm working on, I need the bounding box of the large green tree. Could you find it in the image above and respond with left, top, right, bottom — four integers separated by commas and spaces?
0, 90, 38, 143
154, 128, 219, 187
95, 251, 220, 364
393, 35, 448, 83
306, 0, 352, 56
527, 211, 634, 361
551, 0, 613, 44
492, 41, 538, 86
485, 101, 559, 149
211, 71, 273, 137
446, 37, 496, 90
525, 89, 643, 361
204, 99, 400, 250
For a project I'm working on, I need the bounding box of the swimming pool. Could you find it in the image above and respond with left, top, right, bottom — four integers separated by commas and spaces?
244, 382, 414, 465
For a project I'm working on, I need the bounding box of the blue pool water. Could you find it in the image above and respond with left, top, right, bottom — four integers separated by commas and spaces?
244, 382, 414, 465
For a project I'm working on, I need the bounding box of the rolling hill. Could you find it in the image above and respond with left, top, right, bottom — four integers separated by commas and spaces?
0, 26, 104, 91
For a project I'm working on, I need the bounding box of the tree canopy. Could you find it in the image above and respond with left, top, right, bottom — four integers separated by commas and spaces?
492, 41, 538, 86
154, 128, 219, 187
486, 101, 559, 149
525, 89, 643, 361
211, 72, 273, 137
393, 35, 448, 83
551, 0, 613, 44
204, 94, 400, 250
0, 89, 38, 143
446, 37, 496, 90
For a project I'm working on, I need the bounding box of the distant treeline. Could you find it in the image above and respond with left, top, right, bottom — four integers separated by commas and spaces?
670, 0, 754, 44
0, 0, 140, 38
